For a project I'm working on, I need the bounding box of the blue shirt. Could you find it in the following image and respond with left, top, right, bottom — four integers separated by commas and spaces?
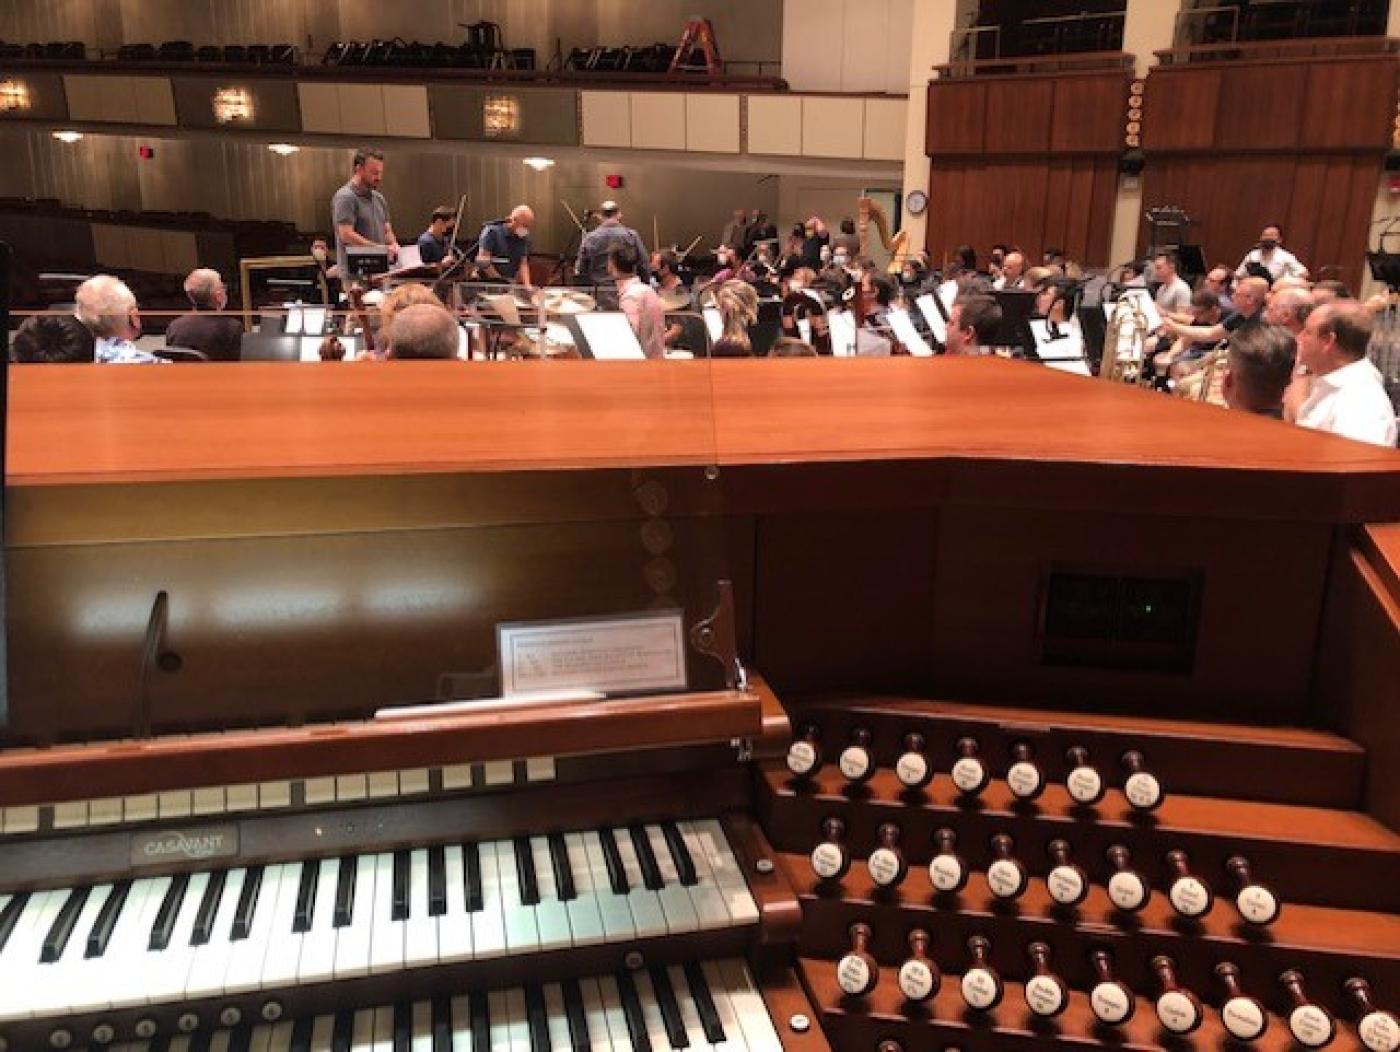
417, 230, 452, 265
478, 223, 531, 281
96, 337, 165, 364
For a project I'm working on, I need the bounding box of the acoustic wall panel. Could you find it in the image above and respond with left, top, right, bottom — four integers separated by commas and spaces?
685, 94, 741, 154
381, 84, 431, 139
801, 96, 863, 159
61, 74, 106, 123
630, 92, 686, 151
581, 91, 632, 148
863, 98, 907, 161
131, 77, 177, 126
336, 84, 386, 137
747, 95, 802, 156
297, 82, 341, 134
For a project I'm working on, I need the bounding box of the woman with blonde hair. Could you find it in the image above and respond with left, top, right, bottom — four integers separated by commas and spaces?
711, 280, 758, 357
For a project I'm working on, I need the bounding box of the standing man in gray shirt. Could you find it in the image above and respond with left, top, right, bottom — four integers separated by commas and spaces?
576, 200, 649, 288
332, 147, 399, 278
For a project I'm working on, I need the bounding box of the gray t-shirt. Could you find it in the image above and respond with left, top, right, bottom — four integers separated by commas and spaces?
1154, 275, 1192, 315
332, 181, 392, 274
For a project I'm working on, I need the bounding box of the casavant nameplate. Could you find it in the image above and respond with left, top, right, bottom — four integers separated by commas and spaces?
130, 825, 239, 866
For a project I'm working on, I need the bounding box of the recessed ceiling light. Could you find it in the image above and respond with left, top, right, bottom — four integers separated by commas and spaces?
523, 156, 555, 171
52, 130, 83, 143
267, 142, 300, 156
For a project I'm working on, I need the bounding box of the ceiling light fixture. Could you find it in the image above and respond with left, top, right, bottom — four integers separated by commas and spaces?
267, 142, 300, 156
522, 156, 555, 171
52, 130, 83, 143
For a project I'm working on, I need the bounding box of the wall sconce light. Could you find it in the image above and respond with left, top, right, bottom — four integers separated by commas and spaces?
267, 142, 300, 156
522, 157, 555, 171
484, 95, 521, 138
0, 79, 30, 113
213, 86, 255, 124
52, 130, 83, 143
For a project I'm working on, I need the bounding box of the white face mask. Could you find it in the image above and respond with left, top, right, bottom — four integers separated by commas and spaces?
312, 246, 328, 263
833, 254, 849, 268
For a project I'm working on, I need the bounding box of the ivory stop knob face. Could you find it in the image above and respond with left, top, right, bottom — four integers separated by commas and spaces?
1222, 997, 1268, 1041
898, 959, 937, 1001
1090, 982, 1133, 1025
986, 858, 1025, 899
1359, 1011, 1400, 1052
1169, 876, 1211, 918
1006, 760, 1042, 799
1236, 884, 1280, 925
1067, 765, 1104, 804
1156, 990, 1202, 1034
838, 745, 872, 781
1289, 1005, 1335, 1048
836, 953, 873, 996
929, 854, 966, 892
867, 847, 903, 887
1108, 870, 1149, 911
1047, 864, 1087, 905
786, 740, 818, 775
951, 757, 987, 793
1125, 770, 1163, 809
895, 750, 929, 788
961, 968, 1000, 1010
1025, 975, 1066, 1018
809, 842, 845, 880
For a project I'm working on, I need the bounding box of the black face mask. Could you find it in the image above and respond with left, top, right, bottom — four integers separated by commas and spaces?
1260, 239, 1279, 251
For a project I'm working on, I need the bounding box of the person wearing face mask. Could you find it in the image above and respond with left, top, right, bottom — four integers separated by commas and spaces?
799, 217, 830, 270
75, 274, 165, 364
476, 205, 535, 289
1236, 224, 1308, 283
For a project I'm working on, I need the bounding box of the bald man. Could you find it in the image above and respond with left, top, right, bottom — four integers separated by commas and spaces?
388, 303, 461, 360
477, 205, 534, 289
165, 267, 244, 361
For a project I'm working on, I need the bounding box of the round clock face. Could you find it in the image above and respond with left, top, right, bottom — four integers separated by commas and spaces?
906, 191, 928, 216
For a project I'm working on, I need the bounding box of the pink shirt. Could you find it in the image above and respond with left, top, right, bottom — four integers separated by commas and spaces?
618, 277, 667, 359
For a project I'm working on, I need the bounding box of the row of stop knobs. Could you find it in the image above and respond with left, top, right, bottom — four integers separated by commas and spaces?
836, 926, 1397, 1050
788, 728, 1165, 810
812, 822, 1279, 924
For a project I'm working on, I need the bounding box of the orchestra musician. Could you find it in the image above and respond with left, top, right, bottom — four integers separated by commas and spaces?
577, 200, 649, 287
476, 205, 535, 290
415, 205, 459, 266
331, 148, 399, 278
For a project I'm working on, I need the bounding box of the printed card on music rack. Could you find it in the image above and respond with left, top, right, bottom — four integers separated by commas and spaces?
497, 610, 688, 697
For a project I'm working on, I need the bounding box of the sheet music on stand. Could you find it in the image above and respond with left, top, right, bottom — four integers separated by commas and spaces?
937, 280, 958, 315
1044, 359, 1093, 377
887, 308, 934, 357
702, 307, 723, 344
1028, 318, 1086, 362
915, 293, 948, 345
572, 311, 647, 360
828, 309, 857, 357
1104, 288, 1163, 333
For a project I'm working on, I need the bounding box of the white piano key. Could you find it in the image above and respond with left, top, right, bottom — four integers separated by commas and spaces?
404, 847, 439, 968
440, 764, 474, 791
258, 781, 293, 808
367, 771, 399, 799
185, 868, 247, 997
715, 959, 781, 1052
2, 805, 40, 834
411, 1000, 433, 1052
371, 1005, 394, 1052
122, 795, 159, 823
644, 825, 699, 935
678, 823, 739, 931
225, 865, 289, 994
88, 797, 124, 825
472, 843, 508, 960
438, 846, 474, 964
563, 833, 606, 947
489, 989, 513, 1052
451, 994, 474, 1051
697, 961, 746, 1052
249, 1023, 275, 1052
579, 976, 616, 1052
226, 784, 260, 812
369, 852, 404, 975
580, 832, 635, 942
630, 969, 673, 1052
483, 761, 514, 787
27, 883, 113, 1016
267, 1020, 294, 1052
336, 774, 368, 803
52, 800, 89, 829
303, 778, 336, 806
192, 786, 227, 815
525, 757, 557, 782
296, 859, 342, 983
169, 1037, 194, 1052
504, 987, 531, 1052
333, 855, 376, 979
612, 831, 668, 938
530, 837, 573, 952
595, 975, 633, 1052
144, 870, 210, 1005
157, 790, 193, 819
399, 768, 431, 795
310, 1013, 335, 1052
691, 821, 758, 926
87, 876, 168, 1012
668, 964, 718, 1052
259, 863, 307, 988
544, 983, 573, 1052
210, 1029, 233, 1052
495, 841, 540, 953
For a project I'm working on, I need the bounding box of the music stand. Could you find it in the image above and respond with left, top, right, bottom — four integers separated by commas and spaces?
346, 247, 390, 281
991, 290, 1037, 353
1367, 251, 1400, 292
1176, 244, 1206, 281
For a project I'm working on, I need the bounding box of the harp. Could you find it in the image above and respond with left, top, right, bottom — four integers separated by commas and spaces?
857, 196, 911, 274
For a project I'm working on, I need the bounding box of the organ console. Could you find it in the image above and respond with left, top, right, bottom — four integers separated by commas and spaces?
4, 358, 1396, 1052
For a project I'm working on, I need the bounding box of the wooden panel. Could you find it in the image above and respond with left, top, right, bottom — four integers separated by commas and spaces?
1049, 72, 1128, 154
296, 82, 341, 134
1217, 64, 1305, 150
380, 84, 430, 139
747, 94, 803, 156
1301, 58, 1396, 151
123, 226, 165, 273
925, 80, 986, 156
88, 223, 129, 270
97, 75, 139, 124
630, 91, 687, 152
801, 96, 863, 159
984, 78, 1052, 155
861, 97, 906, 161
580, 90, 631, 149
1143, 68, 1221, 151
337, 83, 386, 137
130, 76, 176, 126
61, 73, 105, 122
685, 93, 740, 153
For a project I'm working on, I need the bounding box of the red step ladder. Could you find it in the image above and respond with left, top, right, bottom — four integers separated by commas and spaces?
669, 18, 722, 76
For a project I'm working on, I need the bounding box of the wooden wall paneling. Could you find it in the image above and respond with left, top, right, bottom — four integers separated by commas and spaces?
984, 78, 1053, 155
1006, 160, 1052, 259
1142, 68, 1221, 152
1215, 64, 1305, 150
1083, 157, 1120, 267
1049, 73, 1127, 155
1301, 59, 1396, 151
925, 81, 986, 156
1041, 162, 1076, 259
1336, 157, 1384, 288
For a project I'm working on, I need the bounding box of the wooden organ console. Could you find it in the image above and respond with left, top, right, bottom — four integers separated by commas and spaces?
1, 357, 1397, 1052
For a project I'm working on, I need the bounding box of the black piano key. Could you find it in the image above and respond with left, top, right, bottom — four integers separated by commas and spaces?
40, 886, 91, 963
649, 966, 689, 1049
229, 865, 263, 941
292, 859, 320, 934
548, 833, 576, 902
629, 826, 665, 891
661, 823, 698, 887
227, 1023, 253, 1052
0, 892, 30, 953
683, 962, 726, 1045
470, 990, 491, 1052
333, 856, 358, 928
190, 869, 228, 946
562, 978, 591, 1052
150, 1034, 172, 1052
514, 836, 540, 906
427, 845, 448, 917
599, 829, 629, 894
616, 971, 653, 1052
393, 1001, 412, 1052
391, 850, 411, 922
463, 842, 484, 912
187, 1028, 213, 1052
431, 996, 453, 1052
148, 873, 190, 951
331, 1009, 355, 1052
289, 1016, 315, 1052
86, 878, 131, 958
526, 985, 551, 1052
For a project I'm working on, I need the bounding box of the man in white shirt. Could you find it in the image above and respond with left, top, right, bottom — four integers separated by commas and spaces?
992, 251, 1025, 291
1152, 251, 1193, 317
1294, 302, 1397, 447
1236, 224, 1309, 283
74, 275, 164, 364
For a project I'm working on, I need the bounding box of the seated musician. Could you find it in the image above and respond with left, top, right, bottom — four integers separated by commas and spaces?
1035, 279, 1076, 335
1161, 276, 1267, 366
416, 205, 458, 266
651, 250, 691, 349
376, 282, 446, 359
386, 304, 462, 360
945, 293, 1004, 357
711, 280, 759, 357
1221, 322, 1296, 419
476, 206, 535, 290
610, 244, 667, 360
